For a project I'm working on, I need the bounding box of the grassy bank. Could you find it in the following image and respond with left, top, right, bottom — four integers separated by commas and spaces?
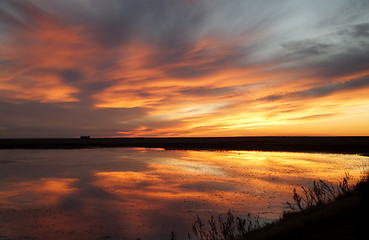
186, 174, 368, 240
242, 176, 368, 240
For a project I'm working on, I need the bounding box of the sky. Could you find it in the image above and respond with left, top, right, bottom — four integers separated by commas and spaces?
0, 0, 369, 138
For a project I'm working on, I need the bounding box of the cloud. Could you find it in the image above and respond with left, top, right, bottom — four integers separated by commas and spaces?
341, 22, 369, 38
303, 77, 369, 97
260, 76, 369, 102
180, 86, 237, 97
1, 0, 369, 137
0, 3, 94, 103
286, 113, 339, 121
281, 40, 332, 57
0, 101, 147, 138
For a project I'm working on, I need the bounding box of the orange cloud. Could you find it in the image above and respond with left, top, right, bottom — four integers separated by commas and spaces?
0, 73, 79, 102
0, 7, 99, 103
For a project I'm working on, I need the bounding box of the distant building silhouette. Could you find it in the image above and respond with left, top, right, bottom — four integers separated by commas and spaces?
80, 136, 90, 139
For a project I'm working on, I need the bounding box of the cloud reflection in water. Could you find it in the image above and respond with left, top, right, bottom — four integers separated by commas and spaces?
0, 148, 368, 239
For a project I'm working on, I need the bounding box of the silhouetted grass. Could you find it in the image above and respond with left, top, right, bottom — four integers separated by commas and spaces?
241, 173, 368, 240
189, 210, 260, 240
177, 173, 369, 240
286, 172, 353, 211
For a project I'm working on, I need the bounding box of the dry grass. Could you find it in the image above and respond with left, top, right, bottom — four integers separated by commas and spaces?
188, 211, 260, 240
175, 172, 368, 240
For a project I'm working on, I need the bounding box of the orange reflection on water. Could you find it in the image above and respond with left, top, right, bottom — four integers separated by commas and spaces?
0, 149, 368, 240
93, 150, 368, 220
0, 178, 78, 208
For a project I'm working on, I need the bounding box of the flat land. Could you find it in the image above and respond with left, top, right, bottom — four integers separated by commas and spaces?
1, 137, 369, 155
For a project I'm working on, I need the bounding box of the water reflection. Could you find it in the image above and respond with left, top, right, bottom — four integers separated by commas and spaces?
0, 148, 368, 239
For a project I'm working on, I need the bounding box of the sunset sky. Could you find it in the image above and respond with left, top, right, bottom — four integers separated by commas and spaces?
1, 0, 369, 138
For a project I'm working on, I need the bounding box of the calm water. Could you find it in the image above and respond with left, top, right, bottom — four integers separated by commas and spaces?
0, 148, 368, 240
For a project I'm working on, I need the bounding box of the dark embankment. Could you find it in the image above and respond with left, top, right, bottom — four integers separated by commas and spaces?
1, 137, 369, 155
241, 177, 369, 240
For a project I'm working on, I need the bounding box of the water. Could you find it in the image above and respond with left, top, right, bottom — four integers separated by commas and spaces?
0, 148, 368, 239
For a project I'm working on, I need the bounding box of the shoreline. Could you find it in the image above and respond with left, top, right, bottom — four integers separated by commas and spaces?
1, 137, 369, 156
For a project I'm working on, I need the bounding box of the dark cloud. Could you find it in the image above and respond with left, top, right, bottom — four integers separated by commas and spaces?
342, 22, 369, 38
275, 21, 369, 91
353, 23, 369, 37
180, 86, 236, 96
303, 77, 369, 97
0, 59, 15, 69
260, 76, 369, 102
163, 48, 246, 79
59, 69, 83, 83
0, 1, 36, 30
281, 40, 332, 57
29, 0, 207, 48
81, 80, 119, 94
0, 4, 25, 30
315, 48, 369, 79
0, 101, 147, 137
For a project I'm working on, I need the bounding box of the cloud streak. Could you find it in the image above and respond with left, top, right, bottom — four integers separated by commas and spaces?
260, 76, 369, 102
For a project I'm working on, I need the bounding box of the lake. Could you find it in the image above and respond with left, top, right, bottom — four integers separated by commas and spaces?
0, 148, 368, 239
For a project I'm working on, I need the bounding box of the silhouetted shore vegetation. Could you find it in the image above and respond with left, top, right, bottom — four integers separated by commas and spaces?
1, 137, 369, 156
178, 173, 368, 240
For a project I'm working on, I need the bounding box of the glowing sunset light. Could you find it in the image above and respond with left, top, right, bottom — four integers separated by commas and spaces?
0, 0, 368, 137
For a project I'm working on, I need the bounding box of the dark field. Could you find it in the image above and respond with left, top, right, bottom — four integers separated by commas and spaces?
1, 137, 369, 155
